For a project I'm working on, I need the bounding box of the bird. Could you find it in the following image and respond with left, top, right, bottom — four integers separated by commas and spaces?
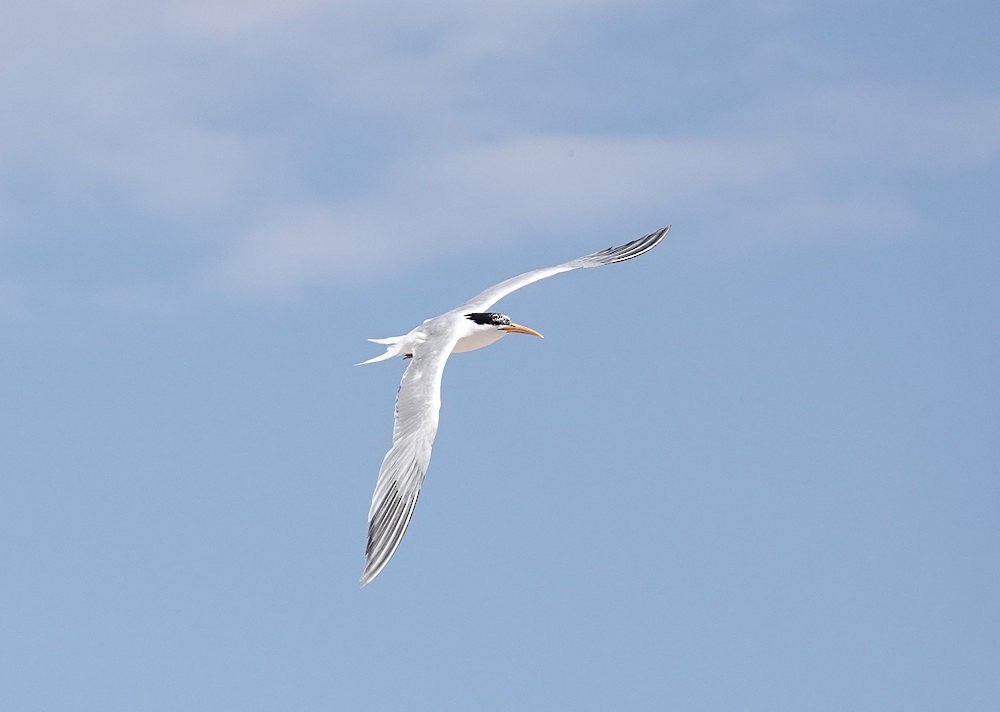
358, 225, 671, 586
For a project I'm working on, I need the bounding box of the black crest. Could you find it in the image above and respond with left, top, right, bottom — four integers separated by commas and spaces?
465, 312, 512, 326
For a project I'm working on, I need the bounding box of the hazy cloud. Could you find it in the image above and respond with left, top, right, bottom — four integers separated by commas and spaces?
2, 1, 997, 305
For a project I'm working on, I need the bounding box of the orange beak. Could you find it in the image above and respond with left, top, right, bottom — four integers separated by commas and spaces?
500, 323, 544, 338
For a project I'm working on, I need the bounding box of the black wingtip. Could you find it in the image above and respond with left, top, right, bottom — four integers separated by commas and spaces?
584, 225, 671, 266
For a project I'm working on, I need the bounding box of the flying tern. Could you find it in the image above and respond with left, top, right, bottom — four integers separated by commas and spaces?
358, 225, 671, 586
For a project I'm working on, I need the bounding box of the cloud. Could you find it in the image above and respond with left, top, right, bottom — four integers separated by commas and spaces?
211, 134, 786, 291
737, 86, 1000, 168
0, 0, 624, 227
2, 1, 998, 309
213, 204, 391, 293
222, 100, 988, 291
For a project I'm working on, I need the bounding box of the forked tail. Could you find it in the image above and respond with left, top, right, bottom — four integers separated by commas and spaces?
356, 335, 408, 365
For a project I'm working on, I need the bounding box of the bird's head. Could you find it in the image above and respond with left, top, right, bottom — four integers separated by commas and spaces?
465, 312, 543, 338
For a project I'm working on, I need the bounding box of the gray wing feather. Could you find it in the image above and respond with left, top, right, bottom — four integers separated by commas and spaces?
361, 335, 456, 586
455, 225, 670, 313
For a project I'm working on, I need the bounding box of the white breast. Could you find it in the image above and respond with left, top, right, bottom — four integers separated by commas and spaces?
452, 329, 507, 353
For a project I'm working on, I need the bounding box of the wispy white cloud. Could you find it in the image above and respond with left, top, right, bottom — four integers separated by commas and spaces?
213, 203, 392, 293
737, 86, 1000, 168
0, 0, 624, 228
164, 0, 327, 40
212, 134, 790, 291
219, 92, 999, 291
1, 1, 998, 308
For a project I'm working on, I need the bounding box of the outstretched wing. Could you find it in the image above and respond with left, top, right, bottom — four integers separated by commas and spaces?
455, 225, 670, 313
361, 334, 457, 586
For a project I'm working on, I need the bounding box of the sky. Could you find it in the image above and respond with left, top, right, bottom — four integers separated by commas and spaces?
2, 1, 999, 709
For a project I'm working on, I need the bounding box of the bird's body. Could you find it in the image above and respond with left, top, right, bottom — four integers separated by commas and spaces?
359, 226, 671, 586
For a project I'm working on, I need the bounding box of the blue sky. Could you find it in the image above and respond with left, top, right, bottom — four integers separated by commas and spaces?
2, 1, 998, 709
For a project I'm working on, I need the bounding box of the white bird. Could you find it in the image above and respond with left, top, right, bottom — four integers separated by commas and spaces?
358, 225, 671, 586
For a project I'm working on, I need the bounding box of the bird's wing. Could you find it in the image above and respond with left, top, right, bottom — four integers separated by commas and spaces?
361, 332, 458, 586
455, 225, 670, 313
